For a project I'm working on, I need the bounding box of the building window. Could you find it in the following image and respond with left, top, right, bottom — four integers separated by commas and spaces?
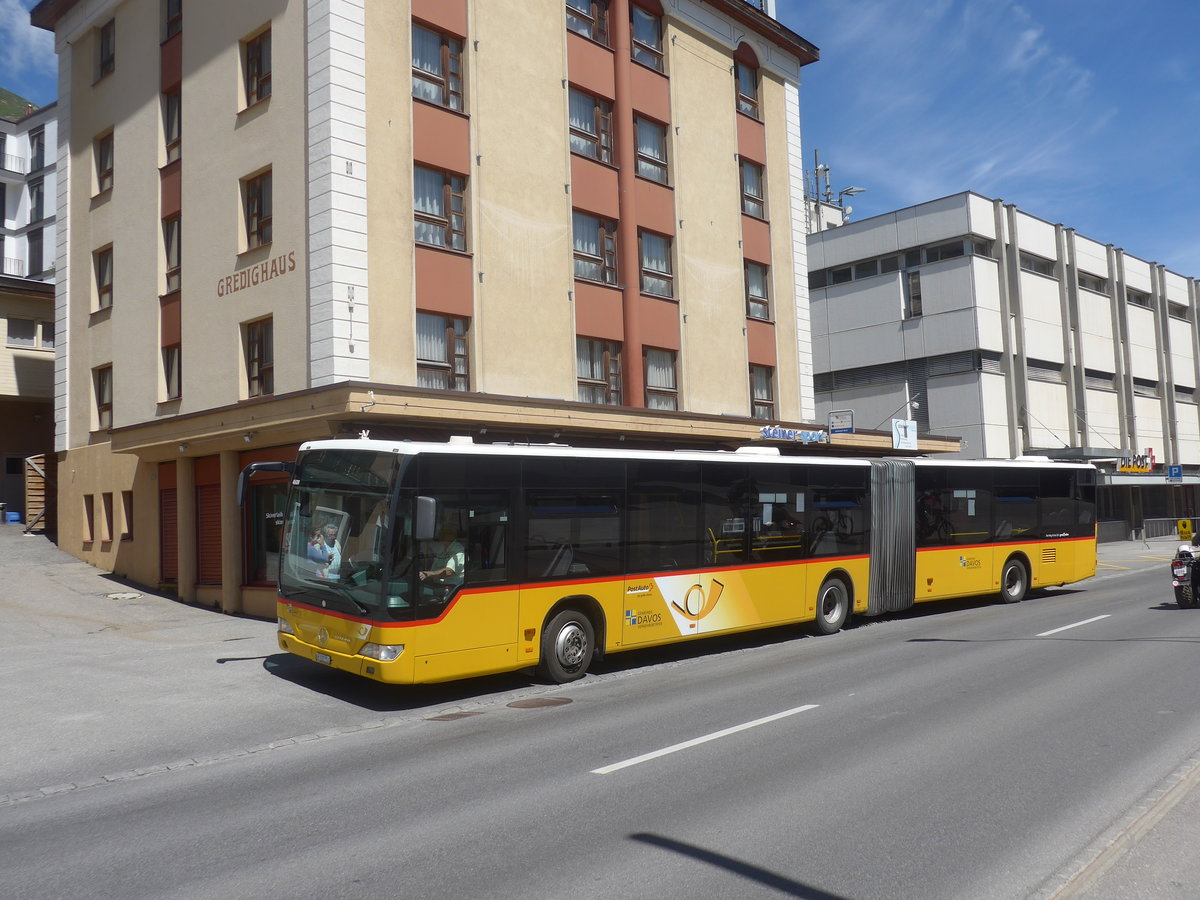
6, 318, 35, 348
95, 132, 114, 194
924, 240, 964, 262
740, 160, 765, 218
27, 229, 43, 277
29, 178, 44, 222
97, 19, 116, 80
1126, 287, 1151, 308
164, 0, 182, 39
635, 116, 668, 183
630, 4, 664, 70
245, 318, 274, 397
95, 366, 113, 430
29, 128, 45, 172
1019, 251, 1055, 278
244, 28, 272, 106
734, 59, 758, 117
243, 170, 272, 250
905, 270, 923, 318
572, 211, 617, 284
1078, 271, 1107, 294
639, 230, 673, 297
83, 495, 95, 543
412, 23, 464, 111
568, 89, 613, 164
414, 166, 467, 251
6, 317, 54, 351
163, 216, 181, 292
566, 0, 610, 46
644, 348, 677, 410
416, 312, 469, 391
95, 246, 114, 310
750, 365, 774, 420
162, 344, 182, 400
121, 490, 134, 540
163, 90, 181, 163
576, 337, 622, 405
745, 261, 769, 319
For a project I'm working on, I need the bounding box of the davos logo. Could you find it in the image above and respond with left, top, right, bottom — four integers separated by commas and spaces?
759, 425, 830, 445
958, 556, 982, 569
625, 609, 663, 627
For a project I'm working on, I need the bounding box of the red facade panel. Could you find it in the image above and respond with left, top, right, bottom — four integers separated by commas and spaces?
573, 281, 624, 342
746, 317, 777, 366
567, 31, 616, 99
412, 102, 471, 175
415, 246, 474, 318
570, 154, 620, 220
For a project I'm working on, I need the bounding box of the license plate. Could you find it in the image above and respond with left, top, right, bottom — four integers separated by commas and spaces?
315, 652, 332, 666
1174, 566, 1187, 577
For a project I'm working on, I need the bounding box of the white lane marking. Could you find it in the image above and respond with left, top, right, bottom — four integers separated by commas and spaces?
591, 704, 819, 775
1037, 614, 1111, 637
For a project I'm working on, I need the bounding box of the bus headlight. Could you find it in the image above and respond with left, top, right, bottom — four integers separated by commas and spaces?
360, 642, 405, 662
277, 617, 295, 635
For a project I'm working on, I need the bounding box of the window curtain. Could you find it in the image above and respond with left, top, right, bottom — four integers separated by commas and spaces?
636, 118, 664, 162
751, 367, 772, 400
746, 264, 767, 299
414, 168, 445, 246
641, 233, 670, 274
415, 312, 447, 364
573, 212, 599, 256
646, 349, 675, 389
742, 162, 763, 200
411, 25, 443, 104
577, 338, 603, 380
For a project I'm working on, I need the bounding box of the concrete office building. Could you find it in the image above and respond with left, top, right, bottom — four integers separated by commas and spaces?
808, 191, 1200, 530
33, 0, 959, 616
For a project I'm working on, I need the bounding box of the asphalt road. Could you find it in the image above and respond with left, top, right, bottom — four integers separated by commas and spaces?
2, 529, 1199, 899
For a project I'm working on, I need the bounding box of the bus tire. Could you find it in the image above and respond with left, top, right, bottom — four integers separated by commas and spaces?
813, 577, 849, 635
538, 609, 595, 684
999, 557, 1028, 604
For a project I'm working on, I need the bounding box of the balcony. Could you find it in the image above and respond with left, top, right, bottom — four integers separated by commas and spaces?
2, 257, 27, 277
0, 154, 26, 178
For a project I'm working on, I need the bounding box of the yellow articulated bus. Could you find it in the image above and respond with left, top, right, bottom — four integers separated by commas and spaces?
239, 438, 1097, 685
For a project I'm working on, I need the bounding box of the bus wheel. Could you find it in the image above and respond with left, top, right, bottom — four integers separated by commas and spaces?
999, 558, 1028, 604
813, 578, 849, 635
538, 609, 595, 684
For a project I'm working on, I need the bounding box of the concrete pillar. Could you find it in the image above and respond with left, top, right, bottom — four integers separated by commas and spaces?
176, 456, 196, 603
219, 450, 242, 614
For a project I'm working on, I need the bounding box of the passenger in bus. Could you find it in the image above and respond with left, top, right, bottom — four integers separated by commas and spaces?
419, 524, 465, 596
312, 521, 342, 577
306, 528, 329, 573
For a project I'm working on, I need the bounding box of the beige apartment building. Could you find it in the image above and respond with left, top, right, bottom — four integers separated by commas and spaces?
33, 0, 955, 616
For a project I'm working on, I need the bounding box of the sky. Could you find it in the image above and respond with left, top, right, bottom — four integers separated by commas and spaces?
2, 0, 1198, 276
784, 0, 1200, 278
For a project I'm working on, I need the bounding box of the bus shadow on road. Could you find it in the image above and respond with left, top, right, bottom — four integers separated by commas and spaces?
259, 652, 553, 711
255, 588, 1099, 710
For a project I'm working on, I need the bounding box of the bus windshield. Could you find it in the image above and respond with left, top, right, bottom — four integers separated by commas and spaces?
279, 448, 406, 618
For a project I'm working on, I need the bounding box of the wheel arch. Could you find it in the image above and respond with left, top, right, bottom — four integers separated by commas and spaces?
544, 594, 607, 661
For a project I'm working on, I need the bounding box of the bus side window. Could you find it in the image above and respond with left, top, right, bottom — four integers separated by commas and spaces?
465, 493, 509, 585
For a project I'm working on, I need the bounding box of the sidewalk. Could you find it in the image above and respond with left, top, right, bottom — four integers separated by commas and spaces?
1039, 534, 1200, 898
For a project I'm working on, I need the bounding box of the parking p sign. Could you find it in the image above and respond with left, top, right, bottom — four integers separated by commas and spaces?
1168, 464, 1183, 483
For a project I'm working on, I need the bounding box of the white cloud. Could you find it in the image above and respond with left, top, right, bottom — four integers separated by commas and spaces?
0, 0, 55, 85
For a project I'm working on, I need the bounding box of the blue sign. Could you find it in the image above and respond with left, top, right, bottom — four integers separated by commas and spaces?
1168, 464, 1183, 482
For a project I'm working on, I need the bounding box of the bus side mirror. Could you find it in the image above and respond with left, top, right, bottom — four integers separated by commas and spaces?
415, 496, 438, 541
237, 461, 295, 508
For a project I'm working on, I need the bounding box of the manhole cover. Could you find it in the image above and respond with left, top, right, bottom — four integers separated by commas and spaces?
425, 711, 485, 722
106, 592, 142, 601
507, 697, 573, 709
